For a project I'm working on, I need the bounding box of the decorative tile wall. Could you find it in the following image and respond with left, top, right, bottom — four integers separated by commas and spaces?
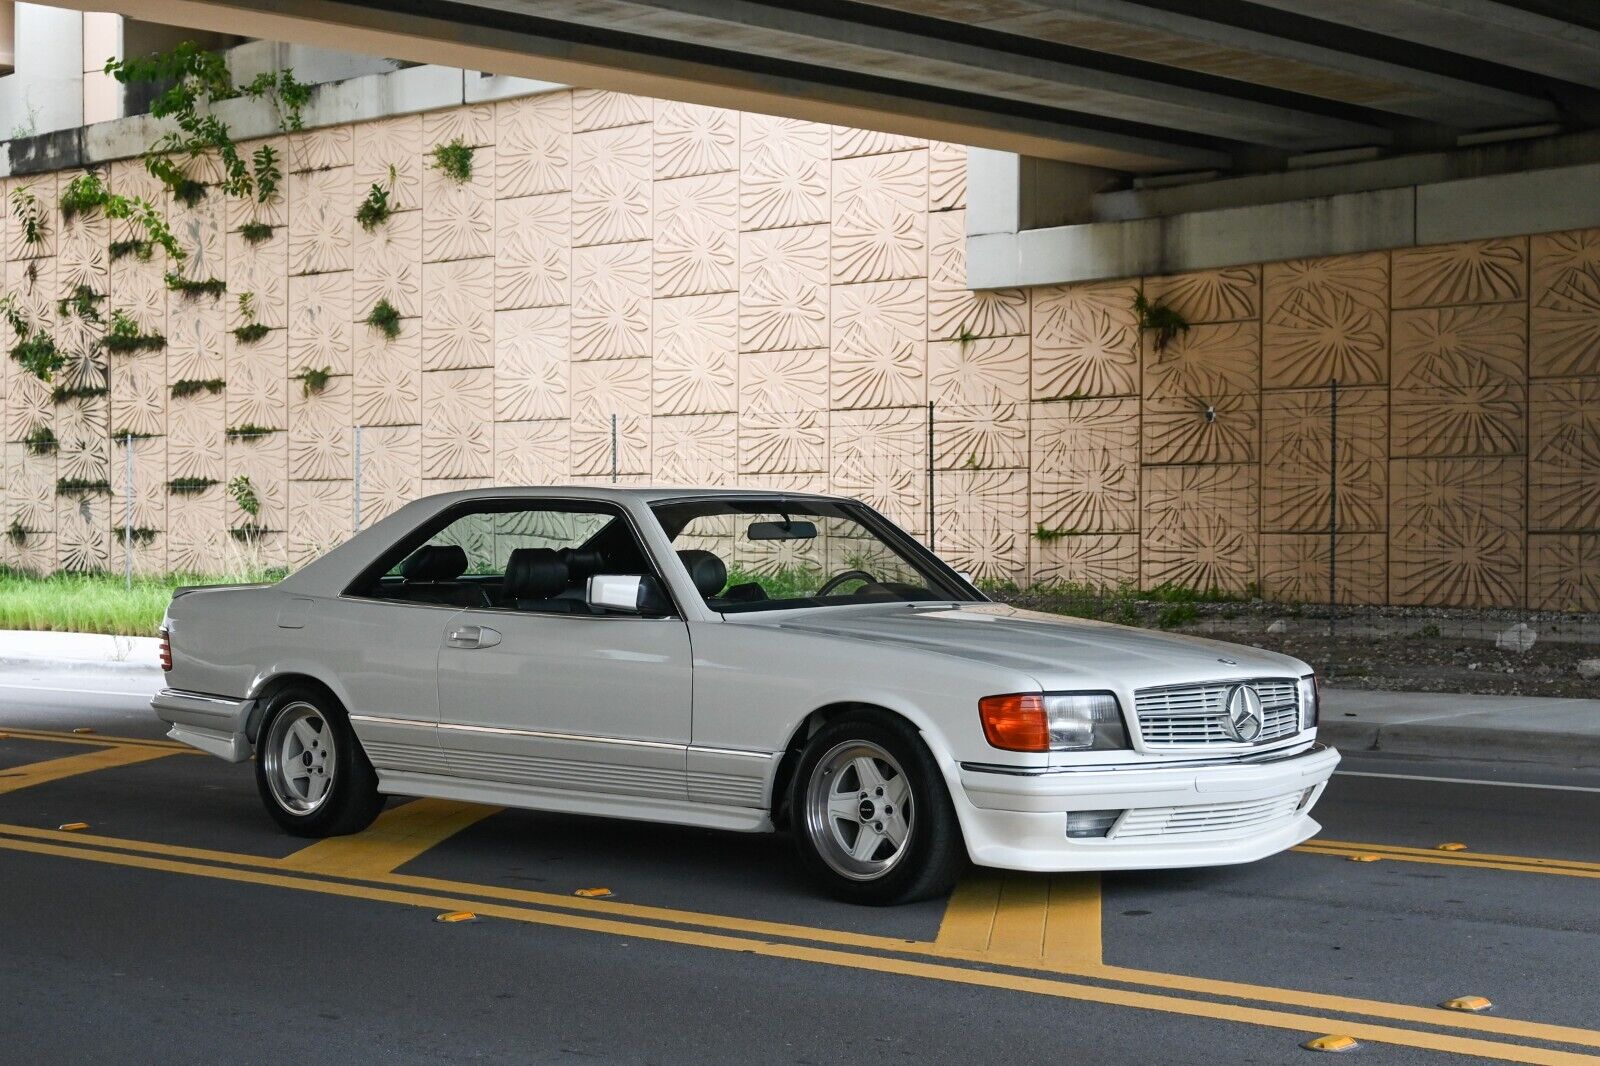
0, 89, 1596, 612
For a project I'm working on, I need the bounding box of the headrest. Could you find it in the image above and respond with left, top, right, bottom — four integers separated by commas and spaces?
401, 544, 469, 582
676, 549, 727, 597
505, 547, 567, 601
560, 547, 604, 580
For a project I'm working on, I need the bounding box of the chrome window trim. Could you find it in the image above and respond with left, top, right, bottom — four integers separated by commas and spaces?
351, 715, 777, 761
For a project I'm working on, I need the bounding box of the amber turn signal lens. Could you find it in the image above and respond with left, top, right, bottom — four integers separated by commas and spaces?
979, 693, 1050, 752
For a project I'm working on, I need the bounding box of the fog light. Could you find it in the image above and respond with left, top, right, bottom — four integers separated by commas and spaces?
1298, 787, 1315, 810
1066, 810, 1122, 838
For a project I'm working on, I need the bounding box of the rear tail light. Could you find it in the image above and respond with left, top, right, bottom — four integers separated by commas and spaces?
158, 626, 172, 672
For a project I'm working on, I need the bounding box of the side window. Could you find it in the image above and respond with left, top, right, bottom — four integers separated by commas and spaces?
359, 501, 663, 615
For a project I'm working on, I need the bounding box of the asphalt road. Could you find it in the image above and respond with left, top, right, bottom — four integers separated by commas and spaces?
1, 677, 1598, 1065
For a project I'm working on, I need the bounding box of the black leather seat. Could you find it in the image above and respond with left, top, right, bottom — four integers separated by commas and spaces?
503, 547, 581, 613
400, 545, 492, 608
676, 549, 727, 598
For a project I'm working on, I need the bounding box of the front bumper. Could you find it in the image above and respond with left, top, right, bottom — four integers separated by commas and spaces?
953, 743, 1339, 873
152, 688, 255, 762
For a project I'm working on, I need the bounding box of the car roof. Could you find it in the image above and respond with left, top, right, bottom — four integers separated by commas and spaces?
416, 485, 844, 506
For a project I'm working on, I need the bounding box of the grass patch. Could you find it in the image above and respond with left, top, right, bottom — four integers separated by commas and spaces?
171, 378, 225, 399
0, 566, 288, 637
239, 222, 274, 244
429, 138, 473, 184
364, 298, 401, 340
165, 272, 226, 299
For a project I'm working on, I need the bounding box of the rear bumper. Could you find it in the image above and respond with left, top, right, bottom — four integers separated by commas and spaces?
151, 688, 254, 762
953, 743, 1339, 872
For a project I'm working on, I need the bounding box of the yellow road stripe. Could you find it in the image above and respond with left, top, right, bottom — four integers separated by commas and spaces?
989, 873, 1052, 957
4, 816, 1597, 1050
2, 835, 1597, 1065
1299, 840, 1600, 880
0, 727, 191, 752
0, 745, 175, 794
934, 874, 999, 952
1044, 875, 1102, 967
275, 798, 502, 878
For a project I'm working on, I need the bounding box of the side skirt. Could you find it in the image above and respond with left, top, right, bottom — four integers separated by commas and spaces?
376, 770, 775, 834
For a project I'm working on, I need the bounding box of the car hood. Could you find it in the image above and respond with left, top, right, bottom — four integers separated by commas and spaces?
749, 602, 1309, 690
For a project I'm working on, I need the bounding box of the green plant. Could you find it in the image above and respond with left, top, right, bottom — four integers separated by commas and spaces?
239, 221, 274, 244
105, 43, 311, 206
103, 309, 166, 354
170, 378, 225, 399
1156, 602, 1199, 628
1132, 292, 1190, 353
355, 166, 397, 231
10, 185, 45, 247
430, 138, 473, 184
292, 365, 333, 396
225, 423, 277, 442
1417, 622, 1442, 639
227, 474, 261, 518
58, 172, 183, 263
57, 284, 105, 324
6, 519, 24, 546
60, 171, 109, 221
23, 425, 56, 455
252, 144, 282, 204
167, 477, 218, 495
165, 272, 226, 299
0, 565, 287, 636
231, 291, 269, 343
364, 298, 401, 340
117, 527, 159, 546
51, 384, 110, 405
1031, 524, 1082, 543
229, 525, 273, 543
56, 478, 111, 497
4, 295, 66, 382
112, 428, 157, 441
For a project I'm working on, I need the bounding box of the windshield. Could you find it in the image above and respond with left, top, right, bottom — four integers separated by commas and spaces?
650, 497, 980, 613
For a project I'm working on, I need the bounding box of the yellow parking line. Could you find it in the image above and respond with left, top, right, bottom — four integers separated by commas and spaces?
1299, 840, 1600, 880
934, 874, 1000, 951
4, 818, 1598, 1052
275, 798, 502, 878
0, 727, 191, 751
2, 835, 1598, 1065
0, 745, 176, 794
1043, 875, 1102, 966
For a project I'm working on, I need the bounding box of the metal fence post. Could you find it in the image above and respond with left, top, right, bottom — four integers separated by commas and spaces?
926, 401, 935, 551
610, 414, 618, 484
1328, 378, 1338, 675
123, 432, 134, 591
352, 425, 363, 535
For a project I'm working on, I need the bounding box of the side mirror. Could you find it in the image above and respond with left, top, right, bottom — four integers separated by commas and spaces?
586, 574, 671, 615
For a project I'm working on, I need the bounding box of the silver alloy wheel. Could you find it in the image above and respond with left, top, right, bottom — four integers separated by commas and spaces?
803, 739, 914, 882
262, 701, 336, 815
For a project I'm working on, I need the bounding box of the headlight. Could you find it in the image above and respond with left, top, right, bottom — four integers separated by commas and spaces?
1298, 674, 1319, 730
979, 692, 1130, 752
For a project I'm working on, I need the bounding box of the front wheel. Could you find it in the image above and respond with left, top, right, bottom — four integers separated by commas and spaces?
254, 687, 384, 837
791, 714, 964, 905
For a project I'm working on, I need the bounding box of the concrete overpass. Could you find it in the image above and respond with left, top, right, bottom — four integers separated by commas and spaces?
42, 0, 1600, 283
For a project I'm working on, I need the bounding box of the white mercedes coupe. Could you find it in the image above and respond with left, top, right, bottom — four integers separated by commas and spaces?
154, 487, 1338, 904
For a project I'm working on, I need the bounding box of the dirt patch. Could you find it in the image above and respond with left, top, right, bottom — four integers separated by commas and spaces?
989, 590, 1600, 698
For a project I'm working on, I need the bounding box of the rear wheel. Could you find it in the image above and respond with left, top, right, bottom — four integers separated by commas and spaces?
254, 687, 383, 837
792, 714, 964, 905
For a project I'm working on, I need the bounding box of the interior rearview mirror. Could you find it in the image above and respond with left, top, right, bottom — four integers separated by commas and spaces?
748, 519, 818, 541
587, 574, 670, 615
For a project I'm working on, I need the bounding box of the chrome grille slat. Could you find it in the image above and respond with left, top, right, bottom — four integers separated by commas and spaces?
1134, 677, 1300, 749
1112, 792, 1304, 840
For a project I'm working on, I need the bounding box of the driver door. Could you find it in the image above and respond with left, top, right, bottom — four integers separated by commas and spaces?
434, 500, 693, 804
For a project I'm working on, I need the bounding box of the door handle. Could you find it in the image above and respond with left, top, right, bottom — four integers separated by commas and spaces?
445, 624, 501, 649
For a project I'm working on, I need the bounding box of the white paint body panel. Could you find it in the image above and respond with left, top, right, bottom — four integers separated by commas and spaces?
153, 486, 1338, 872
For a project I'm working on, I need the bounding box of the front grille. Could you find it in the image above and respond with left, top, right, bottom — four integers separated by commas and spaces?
1133, 677, 1300, 748
1112, 791, 1305, 840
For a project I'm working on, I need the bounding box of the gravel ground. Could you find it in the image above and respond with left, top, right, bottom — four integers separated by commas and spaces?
992, 590, 1600, 698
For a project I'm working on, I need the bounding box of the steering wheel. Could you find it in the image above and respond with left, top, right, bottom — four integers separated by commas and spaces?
815, 569, 882, 597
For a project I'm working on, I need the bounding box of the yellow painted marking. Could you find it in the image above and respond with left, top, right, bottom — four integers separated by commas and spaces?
0, 744, 175, 794
275, 798, 501, 879
1445, 996, 1494, 1013
1298, 840, 1600, 880
4, 820, 1600, 1051
1304, 1034, 1360, 1053
1438, 842, 1469, 852
936, 872, 1101, 966
574, 887, 613, 898
2, 836, 1598, 1064
58, 822, 89, 831
434, 910, 477, 923
1349, 854, 1382, 862
0, 727, 191, 751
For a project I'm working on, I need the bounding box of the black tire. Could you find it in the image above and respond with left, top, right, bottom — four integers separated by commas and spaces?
253, 685, 384, 837
790, 712, 965, 905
